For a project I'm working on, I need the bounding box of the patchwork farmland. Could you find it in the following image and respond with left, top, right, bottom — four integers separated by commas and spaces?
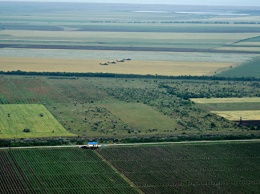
0, 2, 260, 193
0, 76, 260, 139
191, 97, 260, 129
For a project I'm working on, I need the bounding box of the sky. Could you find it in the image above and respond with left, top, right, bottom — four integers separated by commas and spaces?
1, 0, 260, 6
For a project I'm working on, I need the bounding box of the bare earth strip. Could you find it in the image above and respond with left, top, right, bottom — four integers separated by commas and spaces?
211, 110, 260, 121
191, 98, 260, 104
0, 57, 233, 76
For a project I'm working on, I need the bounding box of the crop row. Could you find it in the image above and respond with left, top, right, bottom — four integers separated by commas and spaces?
0, 148, 138, 194
99, 143, 260, 193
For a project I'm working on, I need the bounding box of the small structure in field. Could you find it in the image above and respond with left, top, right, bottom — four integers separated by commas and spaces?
88, 141, 99, 148
79, 142, 100, 149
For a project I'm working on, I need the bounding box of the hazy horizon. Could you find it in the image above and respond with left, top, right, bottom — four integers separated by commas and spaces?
0, 0, 260, 6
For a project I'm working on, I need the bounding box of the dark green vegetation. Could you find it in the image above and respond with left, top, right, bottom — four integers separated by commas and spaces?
1, 142, 260, 194
217, 57, 260, 78
0, 75, 260, 139
0, 148, 138, 194
99, 142, 260, 194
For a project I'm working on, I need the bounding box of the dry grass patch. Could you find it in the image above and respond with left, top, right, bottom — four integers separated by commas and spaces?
211, 110, 260, 121
191, 97, 260, 104
0, 57, 234, 76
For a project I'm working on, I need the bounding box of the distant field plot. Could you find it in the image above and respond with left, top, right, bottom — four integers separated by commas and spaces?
0, 57, 234, 76
99, 143, 260, 194
0, 104, 75, 138
101, 102, 179, 131
217, 57, 260, 78
0, 148, 138, 194
1, 30, 257, 49
191, 98, 260, 116
215, 46, 260, 52
196, 102, 260, 111
191, 97, 260, 104
0, 48, 257, 63
211, 110, 260, 121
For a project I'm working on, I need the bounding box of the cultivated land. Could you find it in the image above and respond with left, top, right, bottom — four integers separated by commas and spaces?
211, 110, 260, 121
1, 142, 259, 194
0, 148, 139, 194
99, 142, 260, 194
1, 2, 260, 78
0, 57, 233, 76
217, 57, 260, 78
191, 97, 260, 104
0, 104, 75, 138
101, 102, 179, 131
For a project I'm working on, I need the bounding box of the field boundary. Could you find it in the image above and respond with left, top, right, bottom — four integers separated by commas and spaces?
94, 150, 144, 194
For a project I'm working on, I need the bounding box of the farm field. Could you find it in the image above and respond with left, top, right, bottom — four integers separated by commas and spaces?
193, 102, 260, 111
215, 46, 260, 52
101, 102, 179, 131
211, 110, 260, 121
99, 142, 260, 194
1, 30, 258, 49
0, 104, 75, 138
0, 48, 257, 63
1, 2, 260, 78
0, 148, 139, 194
0, 57, 234, 76
191, 97, 260, 126
191, 97, 260, 104
217, 57, 260, 78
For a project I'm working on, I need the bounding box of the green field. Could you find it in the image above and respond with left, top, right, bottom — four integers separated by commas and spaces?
101, 102, 180, 131
99, 142, 260, 193
0, 148, 139, 193
217, 57, 260, 78
195, 102, 260, 111
191, 97, 260, 112
1, 142, 260, 193
0, 104, 76, 138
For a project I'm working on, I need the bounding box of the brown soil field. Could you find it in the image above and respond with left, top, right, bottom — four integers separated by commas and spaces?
0, 57, 234, 76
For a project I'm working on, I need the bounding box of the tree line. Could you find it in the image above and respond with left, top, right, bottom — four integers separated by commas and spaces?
0, 70, 259, 81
